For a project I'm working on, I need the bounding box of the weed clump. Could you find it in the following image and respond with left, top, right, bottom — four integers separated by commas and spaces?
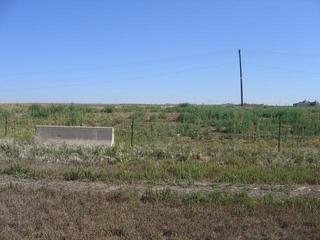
28, 104, 49, 118
3, 163, 42, 179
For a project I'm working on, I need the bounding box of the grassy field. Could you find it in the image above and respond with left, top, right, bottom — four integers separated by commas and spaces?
0, 186, 319, 239
0, 103, 319, 239
0, 103, 319, 184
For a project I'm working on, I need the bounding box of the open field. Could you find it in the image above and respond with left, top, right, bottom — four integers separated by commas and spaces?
1, 184, 320, 239
0, 103, 319, 239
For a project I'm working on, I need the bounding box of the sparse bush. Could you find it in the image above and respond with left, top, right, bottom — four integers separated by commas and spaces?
177, 102, 191, 108
63, 169, 83, 181
141, 188, 178, 203
48, 104, 66, 114
28, 104, 49, 118
66, 111, 83, 126
102, 106, 115, 113
3, 163, 42, 179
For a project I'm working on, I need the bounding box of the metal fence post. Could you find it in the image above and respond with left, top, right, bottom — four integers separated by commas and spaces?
4, 115, 8, 137
131, 118, 134, 147
278, 115, 281, 152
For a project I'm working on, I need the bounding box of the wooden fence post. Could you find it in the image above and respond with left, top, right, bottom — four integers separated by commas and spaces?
130, 118, 134, 147
5, 115, 8, 137
278, 115, 281, 152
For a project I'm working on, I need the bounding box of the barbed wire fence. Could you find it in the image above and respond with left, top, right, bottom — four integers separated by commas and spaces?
0, 110, 319, 153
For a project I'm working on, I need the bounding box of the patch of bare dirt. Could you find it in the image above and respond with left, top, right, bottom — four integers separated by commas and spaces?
0, 174, 319, 198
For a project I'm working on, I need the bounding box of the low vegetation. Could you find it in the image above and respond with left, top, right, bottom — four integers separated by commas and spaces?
0, 104, 319, 185
0, 186, 319, 239
0, 103, 319, 238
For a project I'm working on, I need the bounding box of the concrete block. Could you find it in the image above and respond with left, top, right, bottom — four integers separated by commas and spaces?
34, 125, 114, 146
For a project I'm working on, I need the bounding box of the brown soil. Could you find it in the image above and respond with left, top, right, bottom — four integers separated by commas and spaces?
0, 178, 319, 239
1, 174, 319, 198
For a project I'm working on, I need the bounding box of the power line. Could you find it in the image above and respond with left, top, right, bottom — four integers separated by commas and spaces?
0, 49, 233, 77
249, 64, 320, 75
0, 62, 232, 92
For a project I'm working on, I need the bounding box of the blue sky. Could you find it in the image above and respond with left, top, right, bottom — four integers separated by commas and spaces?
0, 0, 319, 105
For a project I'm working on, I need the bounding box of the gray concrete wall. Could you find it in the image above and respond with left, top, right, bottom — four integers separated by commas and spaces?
35, 125, 114, 146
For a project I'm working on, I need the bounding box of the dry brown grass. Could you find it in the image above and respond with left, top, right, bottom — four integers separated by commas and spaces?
0, 104, 319, 239
0, 186, 319, 240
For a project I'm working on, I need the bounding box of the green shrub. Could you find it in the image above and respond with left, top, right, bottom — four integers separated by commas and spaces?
28, 104, 49, 118
3, 163, 42, 179
102, 106, 115, 113
177, 102, 191, 108
64, 169, 83, 180
66, 111, 83, 126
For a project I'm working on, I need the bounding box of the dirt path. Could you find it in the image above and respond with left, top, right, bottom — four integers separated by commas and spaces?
0, 174, 319, 198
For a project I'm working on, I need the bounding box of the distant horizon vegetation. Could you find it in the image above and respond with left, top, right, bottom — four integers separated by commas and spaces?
0, 100, 319, 107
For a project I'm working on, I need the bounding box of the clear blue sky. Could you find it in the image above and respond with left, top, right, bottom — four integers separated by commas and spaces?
0, 0, 319, 105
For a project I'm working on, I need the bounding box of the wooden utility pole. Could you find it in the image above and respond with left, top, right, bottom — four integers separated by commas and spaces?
238, 49, 244, 107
